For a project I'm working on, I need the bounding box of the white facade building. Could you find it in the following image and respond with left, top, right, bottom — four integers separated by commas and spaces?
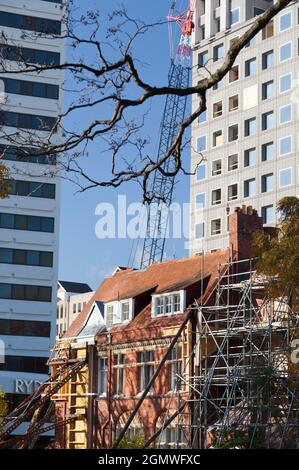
190, 0, 299, 254
0, 0, 66, 434
57, 281, 94, 337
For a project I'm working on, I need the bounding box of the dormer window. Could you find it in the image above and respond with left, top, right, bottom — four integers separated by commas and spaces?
152, 291, 185, 317
104, 298, 134, 326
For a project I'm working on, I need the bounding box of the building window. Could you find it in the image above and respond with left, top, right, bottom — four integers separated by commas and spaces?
198, 109, 207, 123
0, 319, 50, 337
3, 77, 59, 100
228, 124, 238, 142
0, 355, 48, 374
197, 135, 207, 152
0, 248, 53, 267
228, 153, 238, 171
5, 179, 55, 199
262, 20, 274, 39
262, 205, 274, 224
229, 95, 239, 112
280, 42, 292, 62
262, 142, 274, 162
169, 346, 182, 391
196, 164, 206, 181
113, 354, 125, 396
280, 104, 292, 124
213, 130, 223, 147
0, 44, 60, 66
230, 8, 240, 25
262, 50, 274, 69
228, 184, 238, 202
0, 145, 56, 165
73, 303, 76, 314
279, 168, 292, 188
262, 111, 274, 130
152, 292, 183, 316
138, 351, 154, 393
105, 304, 114, 328
211, 218, 221, 236
244, 178, 256, 198
261, 173, 274, 193
244, 148, 256, 167
213, 43, 224, 61
195, 223, 204, 239
0, 213, 54, 233
0, 11, 61, 34
213, 78, 224, 90
244, 117, 256, 137
212, 159, 222, 176
0, 111, 57, 132
262, 80, 274, 100
0, 283, 52, 302
98, 356, 108, 396
196, 193, 205, 209
280, 136, 292, 156
279, 11, 292, 32
121, 301, 130, 322
198, 50, 208, 67
159, 425, 187, 449
213, 101, 223, 118
245, 58, 257, 77
280, 73, 292, 93
212, 188, 221, 206
229, 65, 239, 83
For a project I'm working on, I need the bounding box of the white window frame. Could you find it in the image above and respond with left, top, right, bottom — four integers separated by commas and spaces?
98, 355, 108, 397
196, 163, 206, 181
151, 290, 186, 318
279, 41, 292, 63
211, 158, 222, 176
279, 72, 292, 94
230, 7, 240, 25
279, 104, 292, 125
279, 135, 292, 157
105, 298, 134, 325
211, 218, 222, 236
228, 153, 239, 172
227, 183, 238, 202
197, 135, 207, 152
195, 192, 206, 210
279, 167, 292, 188
279, 11, 292, 32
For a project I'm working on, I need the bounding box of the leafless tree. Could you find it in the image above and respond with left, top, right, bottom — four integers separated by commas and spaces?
0, 0, 294, 201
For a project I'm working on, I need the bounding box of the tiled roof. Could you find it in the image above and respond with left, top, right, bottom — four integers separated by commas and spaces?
58, 280, 92, 294
65, 251, 228, 339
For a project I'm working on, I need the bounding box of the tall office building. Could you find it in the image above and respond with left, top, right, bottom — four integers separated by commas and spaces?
0, 0, 66, 438
189, 0, 299, 254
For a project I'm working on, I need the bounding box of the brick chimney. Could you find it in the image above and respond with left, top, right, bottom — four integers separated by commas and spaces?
229, 206, 263, 260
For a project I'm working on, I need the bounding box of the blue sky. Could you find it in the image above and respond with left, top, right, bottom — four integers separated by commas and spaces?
58, 0, 191, 289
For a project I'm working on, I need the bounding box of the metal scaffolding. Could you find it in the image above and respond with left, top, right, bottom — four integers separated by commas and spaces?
176, 258, 299, 449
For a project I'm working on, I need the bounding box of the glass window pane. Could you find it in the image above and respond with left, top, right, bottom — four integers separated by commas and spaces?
280, 136, 292, 156
13, 249, 26, 265
15, 215, 27, 230
0, 248, 13, 263
0, 283, 12, 298
0, 213, 14, 229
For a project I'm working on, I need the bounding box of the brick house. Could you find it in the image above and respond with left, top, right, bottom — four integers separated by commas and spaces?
52, 207, 267, 449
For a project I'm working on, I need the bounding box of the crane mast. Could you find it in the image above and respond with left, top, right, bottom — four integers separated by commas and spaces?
140, 1, 195, 269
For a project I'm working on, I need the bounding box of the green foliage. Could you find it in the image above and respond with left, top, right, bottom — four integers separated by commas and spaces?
253, 197, 299, 307
0, 163, 11, 199
118, 432, 145, 449
0, 388, 8, 424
